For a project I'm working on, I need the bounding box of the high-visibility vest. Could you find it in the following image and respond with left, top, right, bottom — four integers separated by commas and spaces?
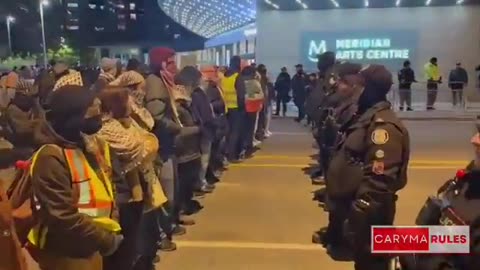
221, 73, 239, 109
28, 142, 121, 249
5, 72, 18, 89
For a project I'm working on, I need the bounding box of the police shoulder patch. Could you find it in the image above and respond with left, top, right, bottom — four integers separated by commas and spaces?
371, 129, 389, 145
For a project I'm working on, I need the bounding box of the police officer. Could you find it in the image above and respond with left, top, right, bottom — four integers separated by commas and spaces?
308, 52, 339, 183
326, 64, 410, 270
312, 63, 365, 254
400, 120, 480, 270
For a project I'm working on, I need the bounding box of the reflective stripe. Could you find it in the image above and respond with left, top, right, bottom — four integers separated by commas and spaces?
77, 181, 92, 205
28, 143, 120, 249
79, 207, 112, 217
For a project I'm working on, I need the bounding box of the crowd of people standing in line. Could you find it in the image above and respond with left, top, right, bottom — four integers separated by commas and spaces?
0, 49, 277, 270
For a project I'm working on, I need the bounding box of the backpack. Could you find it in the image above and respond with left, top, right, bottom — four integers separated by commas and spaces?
6, 144, 58, 246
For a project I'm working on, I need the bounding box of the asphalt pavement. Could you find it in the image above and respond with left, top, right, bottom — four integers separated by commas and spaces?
22, 117, 475, 270
159, 117, 474, 270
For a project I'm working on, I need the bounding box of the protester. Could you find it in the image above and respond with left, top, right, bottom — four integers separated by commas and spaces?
242, 65, 264, 156
222, 56, 246, 162
97, 86, 175, 270
190, 68, 217, 194
172, 67, 203, 215
256, 64, 273, 139
52, 60, 85, 92
5, 80, 41, 150
91, 58, 118, 93
1, 67, 19, 109
29, 85, 122, 270
205, 68, 229, 179
145, 47, 195, 227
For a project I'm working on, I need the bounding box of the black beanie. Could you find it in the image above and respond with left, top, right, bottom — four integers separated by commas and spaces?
46, 85, 96, 129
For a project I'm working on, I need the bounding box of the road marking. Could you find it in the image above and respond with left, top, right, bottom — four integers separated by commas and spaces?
252, 155, 466, 165
175, 240, 324, 251
231, 164, 460, 170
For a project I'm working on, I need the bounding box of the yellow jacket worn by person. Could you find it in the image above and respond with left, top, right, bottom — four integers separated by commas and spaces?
28, 130, 120, 258
221, 73, 239, 109
424, 62, 441, 82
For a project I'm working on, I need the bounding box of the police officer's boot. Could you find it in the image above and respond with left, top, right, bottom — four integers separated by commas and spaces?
311, 227, 330, 247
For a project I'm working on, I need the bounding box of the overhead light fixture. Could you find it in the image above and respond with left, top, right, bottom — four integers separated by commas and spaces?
157, 0, 256, 38
396, 0, 401, 6
456, 0, 464, 4
365, 0, 369, 7
265, 0, 279, 9
295, 0, 308, 9
425, 0, 432, 6
330, 0, 340, 8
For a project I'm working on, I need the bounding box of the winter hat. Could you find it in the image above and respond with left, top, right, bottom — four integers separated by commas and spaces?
46, 85, 96, 125
149, 47, 175, 67
53, 70, 83, 91
101, 57, 117, 72
359, 64, 393, 95
110, 70, 144, 87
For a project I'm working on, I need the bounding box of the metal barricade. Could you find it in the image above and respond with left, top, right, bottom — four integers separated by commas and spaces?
388, 81, 479, 112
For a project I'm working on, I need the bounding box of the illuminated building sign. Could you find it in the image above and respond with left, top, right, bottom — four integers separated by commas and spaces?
301, 30, 417, 71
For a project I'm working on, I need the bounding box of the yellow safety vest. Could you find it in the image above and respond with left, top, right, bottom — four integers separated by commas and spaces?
28, 142, 121, 249
221, 73, 239, 109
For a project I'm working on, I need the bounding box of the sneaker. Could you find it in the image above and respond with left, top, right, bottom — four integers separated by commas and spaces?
311, 176, 325, 185
198, 184, 214, 193
207, 174, 221, 184
264, 131, 272, 137
172, 225, 187, 236
407, 107, 413, 111
399, 106, 404, 111
158, 238, 177, 252
179, 216, 195, 226
253, 139, 262, 147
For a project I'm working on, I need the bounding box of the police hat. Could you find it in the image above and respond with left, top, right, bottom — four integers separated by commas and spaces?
359, 64, 393, 94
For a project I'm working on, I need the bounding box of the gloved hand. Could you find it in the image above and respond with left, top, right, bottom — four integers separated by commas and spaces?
101, 234, 124, 257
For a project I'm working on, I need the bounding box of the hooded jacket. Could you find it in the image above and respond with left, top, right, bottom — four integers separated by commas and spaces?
29, 120, 117, 258
191, 88, 216, 140
174, 99, 201, 163
145, 73, 182, 160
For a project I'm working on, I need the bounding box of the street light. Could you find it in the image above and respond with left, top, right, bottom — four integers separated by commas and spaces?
6, 16, 15, 55
40, 0, 49, 67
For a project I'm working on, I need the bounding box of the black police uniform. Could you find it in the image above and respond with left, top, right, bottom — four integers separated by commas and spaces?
327, 101, 410, 270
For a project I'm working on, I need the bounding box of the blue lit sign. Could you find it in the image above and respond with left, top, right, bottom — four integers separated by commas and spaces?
300, 30, 417, 71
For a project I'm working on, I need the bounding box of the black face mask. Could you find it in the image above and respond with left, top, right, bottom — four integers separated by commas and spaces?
81, 115, 103, 135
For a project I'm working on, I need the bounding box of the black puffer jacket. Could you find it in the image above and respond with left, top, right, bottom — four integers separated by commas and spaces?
174, 100, 201, 163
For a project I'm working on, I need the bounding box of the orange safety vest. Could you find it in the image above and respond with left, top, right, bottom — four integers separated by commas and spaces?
28, 142, 121, 248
